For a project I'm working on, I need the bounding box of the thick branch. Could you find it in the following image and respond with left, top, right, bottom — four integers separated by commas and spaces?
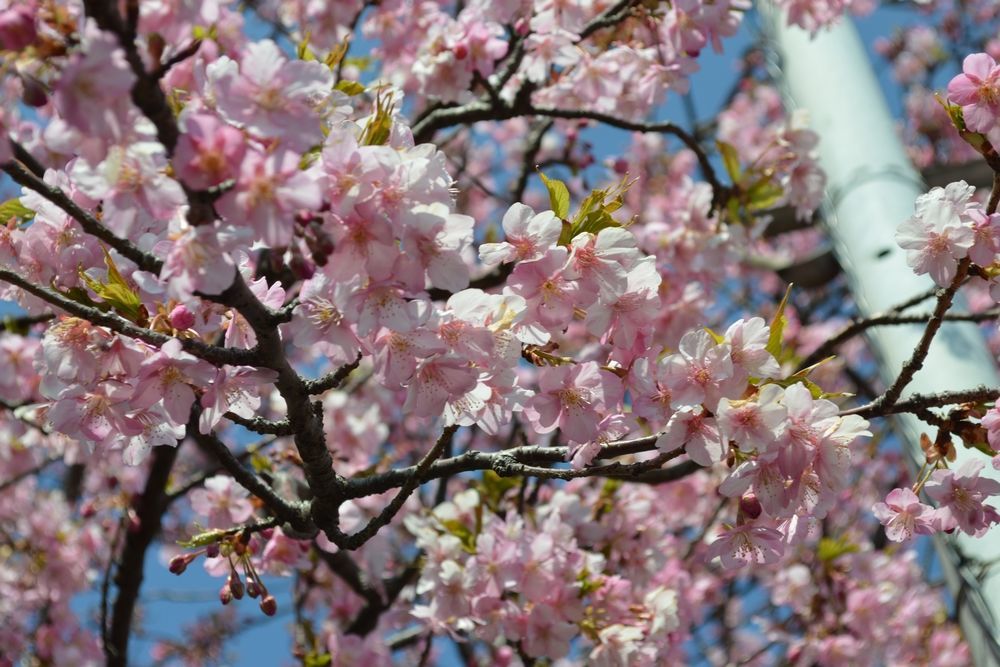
343, 433, 661, 499
209, 276, 345, 532
105, 444, 179, 667
842, 386, 1000, 419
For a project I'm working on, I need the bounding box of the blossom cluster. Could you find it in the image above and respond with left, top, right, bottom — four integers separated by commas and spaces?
0, 1, 991, 665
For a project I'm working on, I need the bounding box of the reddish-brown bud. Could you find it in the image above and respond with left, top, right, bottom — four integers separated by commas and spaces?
168, 555, 190, 575
259, 595, 277, 616
739, 493, 763, 521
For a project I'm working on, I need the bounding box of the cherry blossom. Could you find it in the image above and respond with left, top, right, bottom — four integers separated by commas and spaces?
873, 487, 938, 542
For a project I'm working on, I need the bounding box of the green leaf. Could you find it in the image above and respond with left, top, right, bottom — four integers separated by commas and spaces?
360, 91, 394, 146
335, 80, 366, 96
817, 536, 858, 563
716, 140, 742, 183
766, 284, 793, 360
439, 518, 477, 553
250, 451, 273, 474
177, 529, 227, 548
297, 32, 317, 61
304, 654, 332, 667
474, 470, 521, 512
539, 172, 570, 219
190, 24, 218, 41
0, 198, 35, 223
703, 327, 726, 345
325, 38, 350, 71
78, 248, 145, 323
746, 179, 785, 212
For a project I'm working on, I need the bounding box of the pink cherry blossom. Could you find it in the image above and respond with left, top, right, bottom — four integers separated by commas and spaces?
132, 338, 216, 426
53, 21, 136, 139
924, 459, 1000, 537
705, 522, 785, 569
872, 487, 938, 542
656, 406, 726, 466
215, 148, 323, 248
662, 329, 743, 410
190, 475, 255, 528
895, 182, 976, 286
947, 53, 1000, 134
479, 203, 561, 266
173, 112, 247, 189
213, 39, 334, 152
523, 362, 623, 443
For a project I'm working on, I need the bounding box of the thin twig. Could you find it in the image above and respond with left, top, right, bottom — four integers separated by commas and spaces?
856, 258, 972, 416
798, 308, 1000, 371
327, 426, 458, 550
190, 425, 310, 533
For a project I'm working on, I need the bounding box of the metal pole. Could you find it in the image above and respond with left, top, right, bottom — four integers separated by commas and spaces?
759, 7, 1000, 665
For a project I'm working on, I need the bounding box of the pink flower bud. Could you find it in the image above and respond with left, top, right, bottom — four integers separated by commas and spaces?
612, 158, 630, 175
0, 7, 37, 52
247, 580, 261, 598
168, 304, 196, 331
219, 583, 233, 605
259, 594, 277, 616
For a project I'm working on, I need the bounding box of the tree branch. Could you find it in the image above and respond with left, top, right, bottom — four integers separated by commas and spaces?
343, 433, 663, 499
0, 268, 255, 366
190, 425, 311, 533
105, 443, 179, 667
842, 386, 1000, 419
3, 157, 161, 273
303, 354, 362, 394
855, 258, 972, 416
327, 426, 458, 550
798, 308, 1000, 371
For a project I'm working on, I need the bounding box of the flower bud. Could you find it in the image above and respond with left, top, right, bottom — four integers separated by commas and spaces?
20, 76, 47, 108
452, 43, 469, 60
247, 580, 261, 598
168, 554, 190, 575
168, 304, 196, 331
219, 583, 233, 605
205, 543, 220, 559
259, 594, 277, 616
0, 7, 37, 52
229, 574, 245, 600
739, 493, 763, 521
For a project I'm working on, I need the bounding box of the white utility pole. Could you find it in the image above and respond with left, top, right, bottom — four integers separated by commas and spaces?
759, 6, 1000, 665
